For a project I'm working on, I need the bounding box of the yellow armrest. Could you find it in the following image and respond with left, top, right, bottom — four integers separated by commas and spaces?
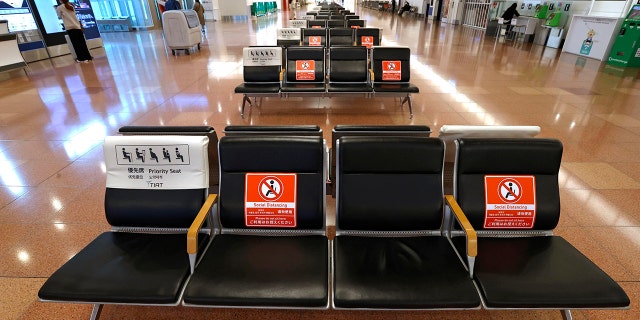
279, 69, 285, 82
187, 194, 217, 255
368, 68, 374, 81
445, 195, 477, 257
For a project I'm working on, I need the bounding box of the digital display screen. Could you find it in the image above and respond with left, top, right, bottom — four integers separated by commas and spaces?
27, 0, 99, 46
32, 0, 63, 34
0, 0, 38, 32
628, 5, 640, 20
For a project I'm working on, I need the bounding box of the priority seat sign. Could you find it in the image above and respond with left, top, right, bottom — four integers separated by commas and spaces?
484, 175, 536, 229
245, 173, 297, 228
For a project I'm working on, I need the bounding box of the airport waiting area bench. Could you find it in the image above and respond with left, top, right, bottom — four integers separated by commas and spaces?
38, 126, 630, 320
234, 45, 419, 118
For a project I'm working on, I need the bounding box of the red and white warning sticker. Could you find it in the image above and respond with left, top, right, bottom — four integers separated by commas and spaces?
309, 36, 322, 46
382, 60, 401, 81
484, 175, 536, 229
295, 60, 315, 80
245, 173, 297, 228
361, 36, 373, 48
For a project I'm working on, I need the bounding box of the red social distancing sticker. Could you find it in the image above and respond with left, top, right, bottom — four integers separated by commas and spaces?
361, 36, 373, 48
295, 60, 315, 80
382, 60, 401, 81
309, 36, 322, 46
484, 175, 536, 229
245, 173, 297, 228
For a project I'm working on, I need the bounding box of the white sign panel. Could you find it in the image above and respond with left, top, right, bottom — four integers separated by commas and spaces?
288, 20, 308, 28
104, 136, 209, 190
277, 28, 301, 41
243, 47, 282, 66
563, 15, 623, 61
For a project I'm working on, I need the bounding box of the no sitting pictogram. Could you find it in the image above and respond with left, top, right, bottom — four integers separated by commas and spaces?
484, 175, 536, 229
498, 178, 522, 203
259, 176, 283, 201
245, 173, 297, 228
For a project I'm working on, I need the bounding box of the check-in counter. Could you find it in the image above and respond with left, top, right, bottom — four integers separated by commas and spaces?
0, 20, 8, 34
0, 33, 28, 73
512, 16, 543, 42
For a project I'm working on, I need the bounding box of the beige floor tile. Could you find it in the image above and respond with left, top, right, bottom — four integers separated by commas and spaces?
596, 114, 640, 127
562, 162, 640, 189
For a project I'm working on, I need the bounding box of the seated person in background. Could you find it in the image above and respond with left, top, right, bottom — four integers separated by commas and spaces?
162, 0, 181, 11
501, 3, 520, 34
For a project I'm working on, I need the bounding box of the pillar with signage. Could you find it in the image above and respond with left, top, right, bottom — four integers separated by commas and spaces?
608, 5, 640, 67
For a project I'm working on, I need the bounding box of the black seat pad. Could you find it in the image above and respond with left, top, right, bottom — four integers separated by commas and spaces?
373, 83, 419, 93
38, 232, 206, 304
334, 236, 480, 309
327, 83, 373, 92
281, 84, 326, 92
183, 234, 329, 307
234, 83, 280, 94
453, 236, 630, 308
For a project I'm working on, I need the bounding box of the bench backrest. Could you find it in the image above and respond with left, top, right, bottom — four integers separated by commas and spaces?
355, 28, 381, 48
104, 135, 209, 228
438, 125, 540, 162
277, 28, 301, 47
240, 46, 282, 83
118, 125, 220, 193
454, 138, 563, 231
302, 28, 327, 47
328, 46, 368, 83
308, 20, 327, 28
327, 19, 345, 28
347, 19, 366, 28
336, 136, 444, 232
223, 125, 323, 137
218, 136, 326, 231
329, 28, 355, 46
371, 46, 411, 83
285, 46, 326, 84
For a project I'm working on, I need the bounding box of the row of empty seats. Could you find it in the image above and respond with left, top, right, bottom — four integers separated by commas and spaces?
278, 27, 379, 48
235, 46, 418, 117
38, 125, 630, 319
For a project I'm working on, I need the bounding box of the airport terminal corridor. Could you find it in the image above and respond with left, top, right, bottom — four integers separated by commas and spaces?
0, 2, 639, 319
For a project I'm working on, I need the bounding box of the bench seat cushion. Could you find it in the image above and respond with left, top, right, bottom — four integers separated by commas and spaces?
373, 83, 419, 93
452, 236, 630, 308
327, 83, 373, 92
38, 232, 207, 304
184, 234, 329, 307
234, 83, 280, 94
334, 236, 481, 309
281, 83, 326, 92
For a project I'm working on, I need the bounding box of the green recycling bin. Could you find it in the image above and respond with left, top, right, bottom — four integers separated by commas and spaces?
608, 5, 640, 67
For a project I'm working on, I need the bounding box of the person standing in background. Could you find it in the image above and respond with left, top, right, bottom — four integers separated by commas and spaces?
56, 0, 92, 63
501, 3, 520, 34
193, 0, 205, 32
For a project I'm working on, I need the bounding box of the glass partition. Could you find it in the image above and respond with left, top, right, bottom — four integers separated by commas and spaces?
89, 0, 153, 28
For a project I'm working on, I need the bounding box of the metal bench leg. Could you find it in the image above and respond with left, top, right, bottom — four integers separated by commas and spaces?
90, 304, 103, 320
561, 310, 573, 320
401, 95, 414, 119
241, 95, 252, 118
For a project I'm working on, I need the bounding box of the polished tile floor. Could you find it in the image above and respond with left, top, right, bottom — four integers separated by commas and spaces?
1, 3, 639, 320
